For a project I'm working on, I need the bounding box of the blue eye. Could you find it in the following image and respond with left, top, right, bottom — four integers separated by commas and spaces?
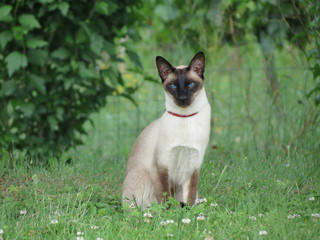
188, 82, 195, 88
170, 84, 177, 89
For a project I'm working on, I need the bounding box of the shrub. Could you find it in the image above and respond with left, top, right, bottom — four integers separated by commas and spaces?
0, 0, 142, 159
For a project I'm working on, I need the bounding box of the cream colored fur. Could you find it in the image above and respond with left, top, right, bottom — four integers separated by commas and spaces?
122, 86, 211, 209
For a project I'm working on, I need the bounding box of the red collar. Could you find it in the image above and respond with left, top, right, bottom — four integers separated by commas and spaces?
167, 111, 198, 118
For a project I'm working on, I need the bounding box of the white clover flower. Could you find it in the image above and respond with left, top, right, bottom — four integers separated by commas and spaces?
285, 164, 290, 167
182, 218, 191, 224
0, 229, 3, 234
91, 226, 99, 230
287, 214, 301, 219
143, 212, 153, 218
249, 216, 257, 221
77, 232, 84, 236
20, 209, 27, 215
204, 237, 214, 240
159, 221, 167, 226
50, 219, 59, 224
166, 219, 174, 224
258, 213, 265, 217
210, 202, 218, 207
167, 233, 174, 237
308, 197, 315, 201
196, 213, 206, 221
195, 198, 207, 204
311, 213, 320, 218
259, 230, 268, 236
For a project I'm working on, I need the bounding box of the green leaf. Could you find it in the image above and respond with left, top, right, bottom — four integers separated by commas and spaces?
0, 30, 13, 50
90, 34, 103, 55
126, 50, 142, 68
21, 102, 35, 117
48, 115, 58, 131
26, 37, 48, 49
28, 49, 48, 66
18, 14, 41, 29
29, 74, 46, 94
51, 47, 70, 59
75, 29, 86, 44
5, 51, 28, 76
0, 5, 12, 22
1, 80, 17, 96
79, 64, 98, 79
94, 1, 118, 16
57, 2, 69, 16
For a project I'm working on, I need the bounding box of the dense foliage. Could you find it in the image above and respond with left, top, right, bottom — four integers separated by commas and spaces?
0, 0, 141, 158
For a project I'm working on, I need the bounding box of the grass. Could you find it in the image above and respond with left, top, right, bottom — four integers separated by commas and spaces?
0, 44, 319, 239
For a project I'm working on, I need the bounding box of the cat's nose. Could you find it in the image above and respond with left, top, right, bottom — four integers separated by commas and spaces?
179, 95, 187, 100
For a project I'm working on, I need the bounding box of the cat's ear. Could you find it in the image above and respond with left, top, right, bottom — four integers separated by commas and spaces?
156, 56, 175, 82
189, 51, 205, 78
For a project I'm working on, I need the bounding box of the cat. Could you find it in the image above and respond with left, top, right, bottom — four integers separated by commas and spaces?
122, 52, 211, 209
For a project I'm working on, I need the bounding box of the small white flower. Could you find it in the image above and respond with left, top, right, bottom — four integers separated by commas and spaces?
91, 226, 99, 230
308, 197, 315, 201
167, 233, 174, 237
287, 214, 301, 219
204, 237, 214, 240
71, 219, 77, 223
77, 232, 84, 236
195, 198, 207, 204
50, 219, 59, 224
159, 221, 167, 226
258, 213, 265, 217
20, 209, 27, 215
166, 219, 174, 224
259, 230, 268, 236
210, 202, 218, 207
76, 237, 84, 240
249, 216, 257, 221
0, 229, 3, 234
196, 213, 206, 221
143, 212, 153, 218
311, 213, 320, 218
182, 218, 191, 224
285, 164, 290, 167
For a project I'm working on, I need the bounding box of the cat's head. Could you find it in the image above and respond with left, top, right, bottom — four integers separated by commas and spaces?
156, 52, 205, 107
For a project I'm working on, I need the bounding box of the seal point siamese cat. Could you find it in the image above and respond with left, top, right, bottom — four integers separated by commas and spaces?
122, 52, 211, 209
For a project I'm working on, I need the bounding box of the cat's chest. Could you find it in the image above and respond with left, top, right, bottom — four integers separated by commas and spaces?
158, 109, 210, 148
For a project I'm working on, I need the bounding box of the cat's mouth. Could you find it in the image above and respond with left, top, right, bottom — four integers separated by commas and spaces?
175, 99, 192, 107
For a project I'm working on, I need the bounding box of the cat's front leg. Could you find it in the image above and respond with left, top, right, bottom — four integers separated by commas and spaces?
155, 166, 172, 203
177, 169, 199, 205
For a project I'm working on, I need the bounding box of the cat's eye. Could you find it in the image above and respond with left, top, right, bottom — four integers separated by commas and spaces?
169, 83, 177, 89
188, 82, 195, 88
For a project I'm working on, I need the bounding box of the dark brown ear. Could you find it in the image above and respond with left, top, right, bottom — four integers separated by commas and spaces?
189, 51, 205, 78
156, 56, 174, 82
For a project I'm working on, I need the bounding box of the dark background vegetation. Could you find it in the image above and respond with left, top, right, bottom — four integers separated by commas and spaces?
0, 0, 319, 165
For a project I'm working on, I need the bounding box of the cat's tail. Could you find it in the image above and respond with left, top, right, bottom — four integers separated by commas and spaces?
122, 168, 156, 210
